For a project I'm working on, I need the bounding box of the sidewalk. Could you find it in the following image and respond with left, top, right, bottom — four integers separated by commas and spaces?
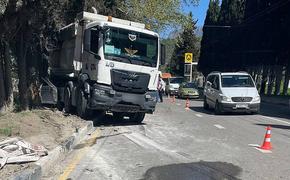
261, 95, 290, 107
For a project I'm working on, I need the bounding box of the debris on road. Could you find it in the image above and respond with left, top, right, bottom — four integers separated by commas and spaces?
0, 137, 48, 169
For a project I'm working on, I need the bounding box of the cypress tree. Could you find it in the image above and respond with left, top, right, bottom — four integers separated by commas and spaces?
170, 12, 200, 77
198, 0, 220, 76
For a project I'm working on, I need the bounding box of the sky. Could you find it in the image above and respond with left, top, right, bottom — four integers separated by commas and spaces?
161, 0, 210, 38
183, 0, 210, 27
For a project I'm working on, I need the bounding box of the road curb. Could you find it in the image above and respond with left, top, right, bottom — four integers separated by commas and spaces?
10, 165, 41, 180
9, 121, 94, 180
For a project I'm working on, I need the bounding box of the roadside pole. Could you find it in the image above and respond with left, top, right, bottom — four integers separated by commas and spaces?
184, 53, 193, 82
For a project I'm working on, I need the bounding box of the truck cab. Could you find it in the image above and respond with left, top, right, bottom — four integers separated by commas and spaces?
40, 11, 165, 123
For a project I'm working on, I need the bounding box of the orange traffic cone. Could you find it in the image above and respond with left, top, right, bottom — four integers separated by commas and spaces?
260, 126, 272, 150
185, 98, 190, 110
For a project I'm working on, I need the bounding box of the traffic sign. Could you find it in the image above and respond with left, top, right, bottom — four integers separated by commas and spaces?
184, 53, 193, 63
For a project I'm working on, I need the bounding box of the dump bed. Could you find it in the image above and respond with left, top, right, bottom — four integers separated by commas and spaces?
49, 23, 78, 76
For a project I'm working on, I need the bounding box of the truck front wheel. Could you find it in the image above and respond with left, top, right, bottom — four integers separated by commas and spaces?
129, 112, 145, 124
77, 89, 91, 119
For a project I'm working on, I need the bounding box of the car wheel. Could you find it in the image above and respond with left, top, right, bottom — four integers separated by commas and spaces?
203, 97, 209, 110
214, 101, 222, 115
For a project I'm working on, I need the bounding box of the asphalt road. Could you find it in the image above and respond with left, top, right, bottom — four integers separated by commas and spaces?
46, 97, 290, 180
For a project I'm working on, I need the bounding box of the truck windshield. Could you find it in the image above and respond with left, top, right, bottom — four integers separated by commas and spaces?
103, 26, 158, 67
221, 75, 255, 87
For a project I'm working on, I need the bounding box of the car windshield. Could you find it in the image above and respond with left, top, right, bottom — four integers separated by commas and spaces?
221, 75, 255, 87
183, 83, 197, 88
170, 78, 184, 84
103, 26, 158, 67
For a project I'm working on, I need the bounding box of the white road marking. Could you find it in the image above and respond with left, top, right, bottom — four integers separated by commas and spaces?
214, 124, 225, 129
195, 114, 203, 118
248, 144, 272, 153
123, 133, 189, 162
254, 147, 272, 153
262, 116, 290, 125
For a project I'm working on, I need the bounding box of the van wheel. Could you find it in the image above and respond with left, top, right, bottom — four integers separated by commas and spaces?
77, 89, 91, 119
214, 101, 222, 115
64, 87, 73, 113
203, 97, 209, 110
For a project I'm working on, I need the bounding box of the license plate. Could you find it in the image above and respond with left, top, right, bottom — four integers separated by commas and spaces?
236, 104, 248, 108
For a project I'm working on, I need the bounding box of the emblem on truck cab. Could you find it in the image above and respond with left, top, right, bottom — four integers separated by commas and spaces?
106, 62, 114, 67
128, 73, 138, 79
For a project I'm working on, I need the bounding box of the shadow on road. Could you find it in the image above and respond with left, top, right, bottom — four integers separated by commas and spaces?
259, 103, 290, 120
189, 106, 214, 115
141, 161, 242, 180
255, 123, 290, 130
92, 114, 145, 127
189, 106, 253, 116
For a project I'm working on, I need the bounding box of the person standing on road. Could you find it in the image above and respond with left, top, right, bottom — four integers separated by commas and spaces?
158, 75, 165, 102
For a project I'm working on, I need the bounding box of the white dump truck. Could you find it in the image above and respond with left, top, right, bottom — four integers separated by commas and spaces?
40, 10, 165, 123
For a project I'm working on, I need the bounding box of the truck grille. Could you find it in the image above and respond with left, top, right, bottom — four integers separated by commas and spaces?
231, 97, 252, 102
111, 69, 150, 94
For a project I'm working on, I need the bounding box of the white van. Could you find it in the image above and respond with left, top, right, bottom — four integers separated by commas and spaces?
203, 72, 260, 114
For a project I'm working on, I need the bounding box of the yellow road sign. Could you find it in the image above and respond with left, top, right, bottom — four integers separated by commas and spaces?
185, 53, 193, 63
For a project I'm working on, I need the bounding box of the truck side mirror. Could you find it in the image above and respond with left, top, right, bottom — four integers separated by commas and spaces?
94, 54, 101, 60
160, 44, 166, 65
206, 81, 212, 87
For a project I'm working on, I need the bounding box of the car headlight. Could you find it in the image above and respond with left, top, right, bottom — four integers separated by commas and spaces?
253, 96, 260, 102
220, 94, 231, 102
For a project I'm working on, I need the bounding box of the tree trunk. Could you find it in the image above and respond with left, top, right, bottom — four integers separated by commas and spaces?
4, 42, 13, 109
16, 31, 29, 110
267, 68, 274, 95
274, 65, 283, 95
0, 55, 6, 112
283, 64, 290, 95
260, 66, 269, 95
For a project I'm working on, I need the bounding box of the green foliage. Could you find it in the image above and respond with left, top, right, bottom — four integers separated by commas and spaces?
219, 0, 245, 25
198, 0, 221, 76
0, 127, 12, 136
198, 0, 246, 76
119, 0, 199, 33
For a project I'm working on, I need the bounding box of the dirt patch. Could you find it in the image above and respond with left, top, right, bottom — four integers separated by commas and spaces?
0, 109, 88, 177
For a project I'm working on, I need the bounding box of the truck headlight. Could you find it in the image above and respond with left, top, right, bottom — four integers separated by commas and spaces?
253, 96, 260, 102
94, 89, 105, 95
220, 94, 231, 102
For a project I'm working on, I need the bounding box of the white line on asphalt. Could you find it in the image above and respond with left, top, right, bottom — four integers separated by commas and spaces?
123, 133, 189, 162
262, 116, 290, 125
248, 144, 272, 153
214, 124, 225, 129
195, 114, 203, 118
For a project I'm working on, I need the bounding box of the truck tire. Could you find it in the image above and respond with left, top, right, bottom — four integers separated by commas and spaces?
77, 89, 91, 119
64, 87, 73, 113
113, 112, 125, 121
129, 112, 145, 123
